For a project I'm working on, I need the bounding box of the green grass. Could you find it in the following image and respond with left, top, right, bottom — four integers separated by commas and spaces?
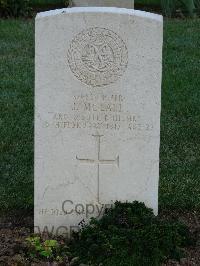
0, 19, 200, 213
160, 19, 200, 209
0, 20, 34, 212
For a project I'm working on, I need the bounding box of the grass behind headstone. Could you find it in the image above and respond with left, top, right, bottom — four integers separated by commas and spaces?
0, 20, 34, 213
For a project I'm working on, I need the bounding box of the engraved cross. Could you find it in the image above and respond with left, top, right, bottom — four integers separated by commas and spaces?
76, 134, 119, 203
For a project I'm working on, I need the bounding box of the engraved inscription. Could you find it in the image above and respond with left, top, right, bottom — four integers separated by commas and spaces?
45, 93, 154, 132
68, 27, 128, 87
76, 134, 119, 203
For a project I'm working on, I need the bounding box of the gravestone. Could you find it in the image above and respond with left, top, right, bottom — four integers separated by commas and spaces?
35, 7, 163, 237
72, 0, 134, 8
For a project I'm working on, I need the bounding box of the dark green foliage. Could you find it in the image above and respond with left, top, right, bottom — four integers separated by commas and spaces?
160, 0, 176, 17
194, 0, 200, 15
30, 0, 69, 8
135, 0, 160, 5
0, 0, 30, 17
160, 0, 197, 17
71, 202, 191, 266
0, 0, 70, 17
135, 0, 199, 17
0, 0, 198, 18
182, 0, 196, 17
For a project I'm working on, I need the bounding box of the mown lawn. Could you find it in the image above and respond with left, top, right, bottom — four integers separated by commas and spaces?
160, 19, 200, 209
0, 20, 34, 212
0, 18, 200, 214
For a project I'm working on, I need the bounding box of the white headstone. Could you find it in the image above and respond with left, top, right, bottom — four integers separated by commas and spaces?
35, 7, 163, 237
72, 0, 134, 9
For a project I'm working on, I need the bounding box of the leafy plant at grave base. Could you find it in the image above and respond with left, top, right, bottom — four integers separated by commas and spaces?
26, 236, 70, 263
70, 201, 192, 266
0, 0, 30, 18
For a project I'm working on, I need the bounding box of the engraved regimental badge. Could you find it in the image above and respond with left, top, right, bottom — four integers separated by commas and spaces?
68, 27, 128, 87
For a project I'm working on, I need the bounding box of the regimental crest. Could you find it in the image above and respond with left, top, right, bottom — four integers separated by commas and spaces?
68, 27, 128, 87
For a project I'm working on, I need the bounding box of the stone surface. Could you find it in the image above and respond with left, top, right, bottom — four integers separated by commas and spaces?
35, 7, 163, 237
72, 0, 134, 9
